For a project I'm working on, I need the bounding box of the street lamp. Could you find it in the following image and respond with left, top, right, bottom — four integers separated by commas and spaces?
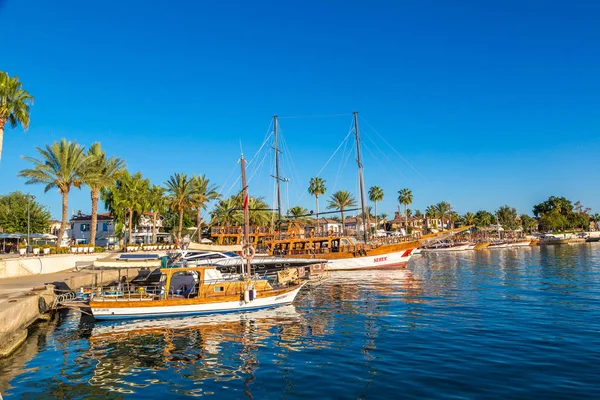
27, 194, 35, 255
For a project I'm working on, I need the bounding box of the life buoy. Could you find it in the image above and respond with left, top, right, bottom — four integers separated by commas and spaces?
220, 227, 225, 234
328, 230, 333, 237
290, 232, 296, 239
255, 228, 261, 235
309, 231, 315, 238
237, 227, 243, 235
241, 244, 256, 260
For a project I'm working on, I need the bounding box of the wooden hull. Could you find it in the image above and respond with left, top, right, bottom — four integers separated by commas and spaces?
473, 242, 490, 250
506, 241, 531, 247
89, 284, 305, 320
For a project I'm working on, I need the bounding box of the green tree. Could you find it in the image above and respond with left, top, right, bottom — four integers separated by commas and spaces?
435, 201, 451, 231
190, 174, 220, 242
146, 185, 166, 243
379, 213, 388, 230
287, 206, 309, 220
211, 195, 273, 226
463, 212, 476, 226
496, 205, 519, 231
414, 209, 423, 218
475, 210, 494, 228
165, 173, 195, 242
520, 214, 536, 233
308, 177, 326, 233
327, 190, 356, 235
368, 186, 384, 234
0, 71, 34, 160
18, 139, 86, 248
81, 143, 126, 246
0, 192, 51, 234
398, 188, 413, 232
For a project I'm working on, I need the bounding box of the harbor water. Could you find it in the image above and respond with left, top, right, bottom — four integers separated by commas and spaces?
1, 244, 600, 399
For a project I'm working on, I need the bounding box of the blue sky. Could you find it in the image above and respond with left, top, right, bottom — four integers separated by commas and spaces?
1, 0, 599, 220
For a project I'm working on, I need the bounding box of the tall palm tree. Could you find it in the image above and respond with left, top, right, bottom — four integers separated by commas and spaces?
308, 177, 326, 233
18, 139, 86, 248
368, 186, 384, 233
119, 171, 150, 245
211, 195, 273, 226
80, 143, 126, 247
165, 173, 195, 242
190, 174, 220, 242
435, 201, 452, 231
0, 71, 34, 161
398, 188, 413, 233
463, 212, 476, 226
147, 185, 166, 243
327, 190, 356, 235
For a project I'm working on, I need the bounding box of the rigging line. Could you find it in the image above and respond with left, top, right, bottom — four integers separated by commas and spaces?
278, 113, 353, 119
289, 129, 355, 208
332, 132, 354, 193
248, 143, 271, 184
360, 117, 430, 184
361, 130, 411, 182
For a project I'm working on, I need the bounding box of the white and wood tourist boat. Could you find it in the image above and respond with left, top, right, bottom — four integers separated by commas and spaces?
89, 154, 307, 320
89, 265, 305, 320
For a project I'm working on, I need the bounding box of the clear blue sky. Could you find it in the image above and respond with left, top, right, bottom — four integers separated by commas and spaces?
1, 0, 599, 220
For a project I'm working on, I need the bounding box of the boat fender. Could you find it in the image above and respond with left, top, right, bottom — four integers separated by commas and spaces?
244, 289, 250, 303
38, 296, 47, 313
251, 288, 257, 300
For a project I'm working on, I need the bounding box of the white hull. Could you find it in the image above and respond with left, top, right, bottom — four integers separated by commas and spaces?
326, 249, 414, 271
421, 244, 473, 253
91, 284, 305, 320
505, 241, 531, 247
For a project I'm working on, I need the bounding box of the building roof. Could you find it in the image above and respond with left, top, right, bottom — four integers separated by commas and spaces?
70, 212, 113, 222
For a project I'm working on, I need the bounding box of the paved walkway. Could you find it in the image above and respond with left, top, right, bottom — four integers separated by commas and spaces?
0, 268, 97, 301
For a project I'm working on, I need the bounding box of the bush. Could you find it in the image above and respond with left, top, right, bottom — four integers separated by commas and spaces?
94, 246, 106, 253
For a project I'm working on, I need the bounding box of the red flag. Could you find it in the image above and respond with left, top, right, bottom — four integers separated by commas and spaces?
243, 193, 249, 210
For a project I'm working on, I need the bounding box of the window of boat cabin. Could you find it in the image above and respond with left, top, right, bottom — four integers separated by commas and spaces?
168, 271, 198, 295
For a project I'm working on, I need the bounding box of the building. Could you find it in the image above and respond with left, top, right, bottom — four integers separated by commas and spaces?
344, 216, 376, 235
70, 212, 116, 247
310, 218, 343, 234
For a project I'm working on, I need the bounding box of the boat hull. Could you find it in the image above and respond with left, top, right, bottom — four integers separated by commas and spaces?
421, 244, 473, 253
90, 284, 305, 320
326, 248, 415, 271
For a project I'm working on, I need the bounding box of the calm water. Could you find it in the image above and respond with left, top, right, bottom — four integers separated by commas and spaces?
2, 244, 600, 399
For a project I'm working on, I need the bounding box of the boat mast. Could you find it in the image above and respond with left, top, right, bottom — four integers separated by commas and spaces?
354, 111, 369, 243
240, 154, 251, 277
272, 115, 283, 224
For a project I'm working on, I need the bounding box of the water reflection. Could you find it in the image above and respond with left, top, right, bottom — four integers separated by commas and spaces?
2, 246, 600, 398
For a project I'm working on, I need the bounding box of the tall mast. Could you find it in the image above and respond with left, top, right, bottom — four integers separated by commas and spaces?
273, 115, 283, 223
354, 111, 369, 243
240, 154, 251, 277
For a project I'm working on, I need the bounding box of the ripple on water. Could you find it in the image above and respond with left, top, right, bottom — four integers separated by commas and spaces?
1, 246, 600, 398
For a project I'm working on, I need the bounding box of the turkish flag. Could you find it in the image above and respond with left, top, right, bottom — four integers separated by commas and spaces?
243, 193, 249, 210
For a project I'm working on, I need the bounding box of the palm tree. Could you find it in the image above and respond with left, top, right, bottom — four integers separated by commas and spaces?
463, 212, 476, 226
288, 206, 309, 220
308, 177, 326, 233
18, 139, 86, 248
119, 171, 150, 245
398, 188, 413, 233
368, 186, 384, 233
190, 174, 220, 242
211, 195, 273, 226
147, 185, 166, 243
379, 213, 388, 230
435, 201, 452, 231
327, 190, 356, 235
0, 71, 34, 161
80, 143, 126, 247
165, 173, 195, 242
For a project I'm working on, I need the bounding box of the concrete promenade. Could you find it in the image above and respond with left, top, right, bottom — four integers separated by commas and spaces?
0, 254, 144, 358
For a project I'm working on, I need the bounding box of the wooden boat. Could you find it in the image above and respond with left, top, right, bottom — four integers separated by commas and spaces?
473, 242, 490, 250
89, 154, 306, 320
88, 265, 305, 320
420, 241, 474, 253
212, 113, 419, 270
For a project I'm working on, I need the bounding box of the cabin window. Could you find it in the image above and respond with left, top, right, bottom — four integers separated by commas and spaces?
214, 286, 224, 292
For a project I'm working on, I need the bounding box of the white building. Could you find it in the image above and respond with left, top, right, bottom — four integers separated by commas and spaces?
70, 212, 116, 247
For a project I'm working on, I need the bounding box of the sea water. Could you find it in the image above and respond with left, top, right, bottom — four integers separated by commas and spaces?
1, 244, 600, 399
